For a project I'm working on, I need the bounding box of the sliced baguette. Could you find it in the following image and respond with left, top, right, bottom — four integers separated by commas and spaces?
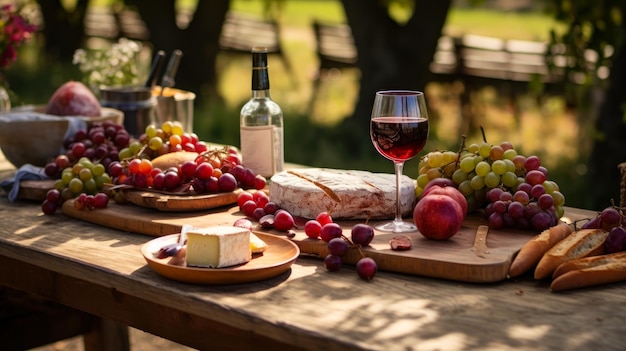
550, 254, 626, 291
508, 223, 572, 278
534, 228, 609, 280
552, 251, 626, 278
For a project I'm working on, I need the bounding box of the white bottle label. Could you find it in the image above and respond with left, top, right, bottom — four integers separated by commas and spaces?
241, 125, 275, 177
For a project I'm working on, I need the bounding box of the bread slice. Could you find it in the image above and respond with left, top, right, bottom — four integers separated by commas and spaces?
508, 223, 572, 278
552, 251, 626, 278
550, 252, 626, 291
534, 228, 609, 280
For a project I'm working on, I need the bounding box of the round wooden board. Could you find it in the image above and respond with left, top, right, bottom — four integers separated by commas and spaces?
141, 232, 300, 284
124, 188, 241, 212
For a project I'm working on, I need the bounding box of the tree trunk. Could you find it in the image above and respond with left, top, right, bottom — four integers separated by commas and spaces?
587, 26, 626, 210
127, 0, 229, 103
37, 0, 88, 61
340, 0, 451, 130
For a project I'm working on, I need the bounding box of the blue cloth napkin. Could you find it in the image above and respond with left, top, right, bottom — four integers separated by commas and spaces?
0, 164, 49, 202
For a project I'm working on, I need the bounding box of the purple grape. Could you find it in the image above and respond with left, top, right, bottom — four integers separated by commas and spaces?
502, 212, 515, 228
525, 169, 546, 186
530, 184, 545, 199
320, 223, 342, 242
498, 191, 513, 202
582, 216, 602, 229
328, 237, 349, 256
488, 212, 504, 229
263, 202, 280, 215
508, 201, 524, 218
351, 223, 374, 246
537, 193, 554, 210
600, 208, 622, 229
218, 173, 237, 192
513, 190, 530, 205
492, 200, 507, 214
605, 227, 626, 253
41, 199, 57, 215
487, 188, 503, 203
44, 162, 60, 178
356, 257, 378, 281
229, 164, 245, 181
531, 211, 552, 231
524, 202, 541, 219
324, 254, 342, 272
517, 182, 532, 195
252, 207, 266, 221
484, 203, 494, 217
240, 168, 256, 188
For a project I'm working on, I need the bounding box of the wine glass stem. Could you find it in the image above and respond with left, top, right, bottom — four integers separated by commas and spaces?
393, 161, 405, 224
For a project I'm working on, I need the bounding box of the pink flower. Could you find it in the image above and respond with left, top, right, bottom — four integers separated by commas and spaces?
0, 4, 36, 68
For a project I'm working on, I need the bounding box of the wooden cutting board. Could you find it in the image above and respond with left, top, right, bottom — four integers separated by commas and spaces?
122, 189, 241, 211
15, 179, 240, 211
61, 200, 597, 283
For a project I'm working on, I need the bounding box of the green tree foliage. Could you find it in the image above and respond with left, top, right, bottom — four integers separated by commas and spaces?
545, 0, 626, 209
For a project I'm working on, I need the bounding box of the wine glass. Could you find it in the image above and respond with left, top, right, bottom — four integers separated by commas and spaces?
370, 90, 429, 233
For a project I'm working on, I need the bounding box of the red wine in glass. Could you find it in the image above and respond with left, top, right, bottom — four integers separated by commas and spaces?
371, 117, 429, 162
369, 90, 429, 233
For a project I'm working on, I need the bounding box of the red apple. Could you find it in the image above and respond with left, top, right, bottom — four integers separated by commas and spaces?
422, 185, 468, 215
413, 194, 464, 240
422, 177, 455, 194
45, 81, 101, 117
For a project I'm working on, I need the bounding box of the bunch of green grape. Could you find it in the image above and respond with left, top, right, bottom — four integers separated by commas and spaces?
416, 141, 566, 231
53, 157, 112, 200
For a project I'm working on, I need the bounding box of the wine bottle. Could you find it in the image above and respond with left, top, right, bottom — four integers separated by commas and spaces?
240, 47, 284, 177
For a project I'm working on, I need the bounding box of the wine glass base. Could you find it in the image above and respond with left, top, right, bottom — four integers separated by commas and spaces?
374, 220, 418, 233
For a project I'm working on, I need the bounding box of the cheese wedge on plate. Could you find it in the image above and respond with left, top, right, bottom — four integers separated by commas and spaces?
186, 226, 252, 268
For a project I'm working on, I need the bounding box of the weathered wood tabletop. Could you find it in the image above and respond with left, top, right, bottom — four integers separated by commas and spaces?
1, 152, 625, 351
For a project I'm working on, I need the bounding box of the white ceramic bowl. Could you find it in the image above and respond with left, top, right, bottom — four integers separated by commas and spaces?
0, 106, 124, 168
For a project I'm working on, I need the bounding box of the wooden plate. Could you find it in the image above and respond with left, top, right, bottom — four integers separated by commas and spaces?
141, 232, 300, 284
124, 188, 241, 212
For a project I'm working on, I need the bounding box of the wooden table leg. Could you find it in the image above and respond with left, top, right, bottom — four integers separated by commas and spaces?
83, 318, 130, 351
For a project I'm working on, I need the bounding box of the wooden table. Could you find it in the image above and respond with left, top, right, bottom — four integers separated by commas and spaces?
1, 154, 625, 351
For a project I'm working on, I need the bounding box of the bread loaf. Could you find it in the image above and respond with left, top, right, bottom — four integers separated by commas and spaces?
534, 228, 609, 280
550, 252, 626, 291
508, 223, 572, 278
552, 251, 626, 278
151, 151, 199, 170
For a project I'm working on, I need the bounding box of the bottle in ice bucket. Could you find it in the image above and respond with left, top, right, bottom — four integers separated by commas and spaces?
239, 47, 284, 178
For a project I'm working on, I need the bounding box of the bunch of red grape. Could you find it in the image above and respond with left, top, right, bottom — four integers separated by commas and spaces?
73, 192, 109, 210
40, 121, 128, 214
417, 141, 565, 231
109, 122, 266, 195
303, 213, 378, 281
581, 206, 626, 253
44, 121, 131, 178
109, 147, 266, 195
236, 191, 295, 231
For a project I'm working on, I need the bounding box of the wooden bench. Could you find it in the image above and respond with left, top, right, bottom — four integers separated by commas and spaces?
218, 11, 294, 79
309, 20, 358, 113
84, 6, 150, 42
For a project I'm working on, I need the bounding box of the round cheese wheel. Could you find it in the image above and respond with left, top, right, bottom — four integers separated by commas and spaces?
269, 168, 416, 220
